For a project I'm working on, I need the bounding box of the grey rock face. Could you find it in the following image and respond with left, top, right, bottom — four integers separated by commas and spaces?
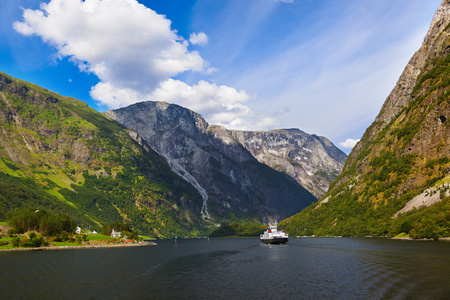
106, 101, 316, 223
230, 129, 347, 199
349, 0, 450, 167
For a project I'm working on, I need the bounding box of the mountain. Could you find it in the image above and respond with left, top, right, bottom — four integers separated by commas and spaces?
281, 0, 450, 239
0, 71, 206, 238
105, 102, 317, 223
230, 129, 347, 199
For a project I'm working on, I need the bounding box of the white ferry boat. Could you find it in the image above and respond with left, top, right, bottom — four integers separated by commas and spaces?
260, 222, 288, 244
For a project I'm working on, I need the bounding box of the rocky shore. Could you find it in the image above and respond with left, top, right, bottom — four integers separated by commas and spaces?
0, 241, 156, 252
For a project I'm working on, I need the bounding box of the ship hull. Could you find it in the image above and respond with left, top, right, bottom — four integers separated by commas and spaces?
260, 237, 288, 244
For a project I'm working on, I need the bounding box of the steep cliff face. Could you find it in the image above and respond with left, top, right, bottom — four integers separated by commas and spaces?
106, 102, 317, 223
349, 0, 450, 168
0, 71, 205, 238
230, 129, 347, 198
282, 0, 450, 239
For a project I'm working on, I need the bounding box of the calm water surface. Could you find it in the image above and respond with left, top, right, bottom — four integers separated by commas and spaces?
1, 238, 449, 299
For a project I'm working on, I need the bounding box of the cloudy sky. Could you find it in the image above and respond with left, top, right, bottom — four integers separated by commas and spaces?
0, 0, 442, 153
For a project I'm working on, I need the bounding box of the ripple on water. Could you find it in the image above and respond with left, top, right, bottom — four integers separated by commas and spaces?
1, 238, 450, 299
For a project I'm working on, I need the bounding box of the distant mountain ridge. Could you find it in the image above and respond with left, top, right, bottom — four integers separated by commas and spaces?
281, 0, 450, 239
230, 129, 346, 198
106, 101, 319, 223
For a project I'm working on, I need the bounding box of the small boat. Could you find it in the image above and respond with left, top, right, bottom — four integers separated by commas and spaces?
260, 222, 288, 244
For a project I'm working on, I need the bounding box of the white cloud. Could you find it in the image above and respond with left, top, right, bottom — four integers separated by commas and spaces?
90, 81, 143, 108
13, 0, 277, 129
189, 32, 208, 46
339, 139, 360, 150
216, 0, 439, 145
150, 79, 280, 130
275, 0, 295, 3
13, 0, 207, 104
150, 79, 249, 113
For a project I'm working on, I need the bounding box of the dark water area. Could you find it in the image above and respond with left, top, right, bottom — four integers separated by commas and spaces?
1, 238, 450, 299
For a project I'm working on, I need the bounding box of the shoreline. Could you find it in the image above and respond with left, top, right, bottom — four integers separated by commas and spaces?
300, 236, 450, 242
391, 237, 450, 242
0, 241, 155, 252
2, 236, 448, 252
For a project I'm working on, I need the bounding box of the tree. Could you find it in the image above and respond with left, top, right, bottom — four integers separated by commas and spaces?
11, 237, 20, 247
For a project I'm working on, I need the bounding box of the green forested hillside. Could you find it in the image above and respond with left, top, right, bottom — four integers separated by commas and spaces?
281, 8, 450, 239
0, 71, 206, 238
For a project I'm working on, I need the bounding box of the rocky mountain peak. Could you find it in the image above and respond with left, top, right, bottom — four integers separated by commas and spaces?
426, 0, 450, 39
230, 129, 346, 199
349, 0, 450, 168
106, 101, 317, 223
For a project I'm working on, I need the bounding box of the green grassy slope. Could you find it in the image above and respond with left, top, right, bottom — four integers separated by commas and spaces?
281, 16, 450, 239
0, 71, 206, 238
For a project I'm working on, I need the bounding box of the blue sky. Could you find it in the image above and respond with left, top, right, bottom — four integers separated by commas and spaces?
0, 0, 442, 153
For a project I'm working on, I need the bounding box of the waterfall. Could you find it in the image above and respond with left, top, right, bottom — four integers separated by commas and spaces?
168, 159, 210, 219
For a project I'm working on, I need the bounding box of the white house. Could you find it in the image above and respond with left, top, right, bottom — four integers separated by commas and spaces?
111, 229, 121, 238
76, 226, 81, 234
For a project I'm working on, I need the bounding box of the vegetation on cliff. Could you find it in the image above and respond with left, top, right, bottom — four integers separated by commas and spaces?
0, 71, 206, 238
281, 6, 450, 240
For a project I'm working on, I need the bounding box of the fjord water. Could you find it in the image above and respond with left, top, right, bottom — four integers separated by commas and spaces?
1, 238, 449, 299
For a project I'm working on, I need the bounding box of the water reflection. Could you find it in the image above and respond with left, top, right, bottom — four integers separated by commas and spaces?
264, 242, 287, 261
1, 238, 449, 299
